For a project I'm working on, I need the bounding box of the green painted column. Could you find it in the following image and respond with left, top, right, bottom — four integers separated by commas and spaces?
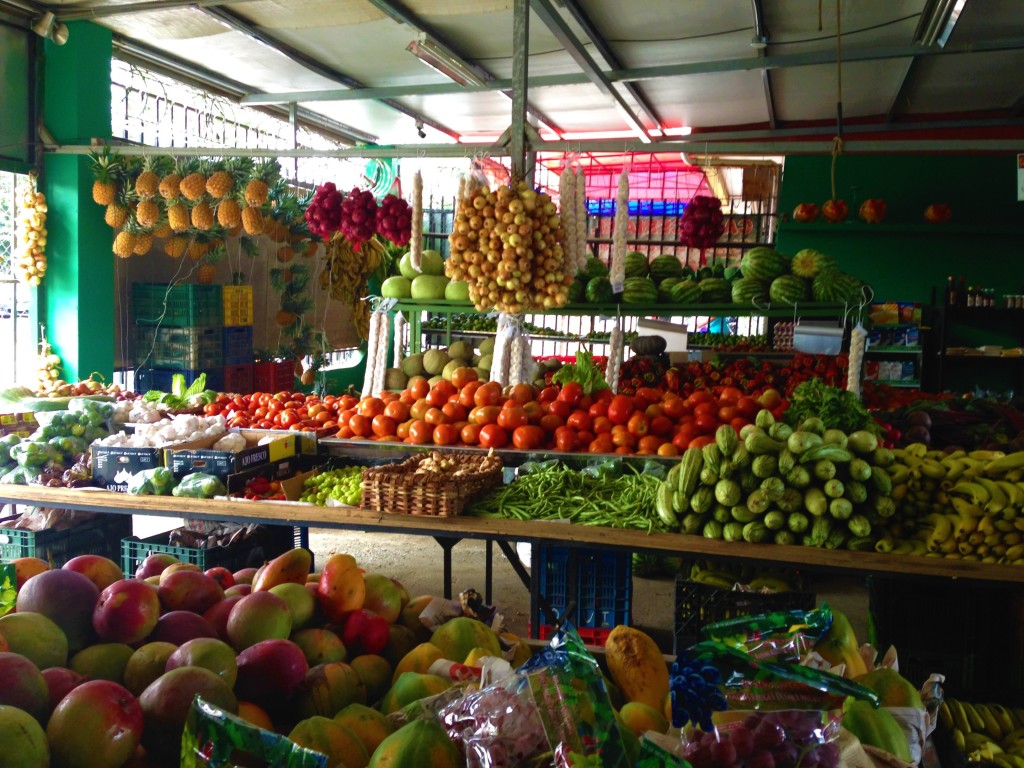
40, 22, 113, 381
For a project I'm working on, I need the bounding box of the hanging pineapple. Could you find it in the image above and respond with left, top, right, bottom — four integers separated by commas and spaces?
134, 155, 162, 199
89, 147, 121, 207
36, 330, 62, 395
164, 235, 188, 259
104, 187, 130, 229
205, 158, 238, 200
132, 230, 154, 256
244, 159, 279, 207
166, 197, 190, 232
178, 159, 208, 202
112, 225, 139, 259
158, 160, 183, 200
13, 171, 47, 286
196, 244, 223, 284
190, 198, 215, 230
136, 195, 161, 230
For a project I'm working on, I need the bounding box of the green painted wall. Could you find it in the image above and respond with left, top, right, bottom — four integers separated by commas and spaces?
0, 24, 32, 173
40, 21, 114, 381
775, 154, 1024, 305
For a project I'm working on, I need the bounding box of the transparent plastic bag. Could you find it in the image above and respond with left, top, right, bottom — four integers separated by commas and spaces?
127, 467, 177, 496
172, 472, 226, 499
701, 605, 831, 663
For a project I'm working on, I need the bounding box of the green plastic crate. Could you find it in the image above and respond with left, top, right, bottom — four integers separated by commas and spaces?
0, 513, 132, 566
132, 283, 223, 327
121, 524, 301, 575
133, 325, 224, 370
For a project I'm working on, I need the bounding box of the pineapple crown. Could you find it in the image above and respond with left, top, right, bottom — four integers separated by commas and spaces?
205, 244, 226, 265
89, 146, 123, 183
251, 158, 281, 185
228, 157, 255, 180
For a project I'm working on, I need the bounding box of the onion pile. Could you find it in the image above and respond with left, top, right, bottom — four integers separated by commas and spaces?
446, 181, 570, 314
375, 194, 412, 246
340, 187, 378, 248
304, 182, 344, 239
680, 194, 725, 251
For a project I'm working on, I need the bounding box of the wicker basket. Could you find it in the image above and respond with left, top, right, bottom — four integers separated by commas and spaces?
360, 452, 503, 517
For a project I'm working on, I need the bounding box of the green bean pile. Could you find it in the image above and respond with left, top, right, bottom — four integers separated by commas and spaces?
467, 464, 669, 533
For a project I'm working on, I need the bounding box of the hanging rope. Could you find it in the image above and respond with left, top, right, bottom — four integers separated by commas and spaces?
830, 0, 845, 201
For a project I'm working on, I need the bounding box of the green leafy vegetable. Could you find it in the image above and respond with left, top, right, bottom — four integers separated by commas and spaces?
142, 373, 217, 410
551, 351, 609, 396
784, 379, 878, 435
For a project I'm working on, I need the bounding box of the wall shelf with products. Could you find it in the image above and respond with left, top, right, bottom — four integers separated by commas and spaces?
863, 303, 927, 390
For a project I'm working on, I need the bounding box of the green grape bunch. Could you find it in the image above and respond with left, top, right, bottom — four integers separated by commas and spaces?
299, 466, 364, 507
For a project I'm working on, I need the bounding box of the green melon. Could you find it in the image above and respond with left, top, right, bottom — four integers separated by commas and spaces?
740, 247, 790, 282
769, 275, 810, 304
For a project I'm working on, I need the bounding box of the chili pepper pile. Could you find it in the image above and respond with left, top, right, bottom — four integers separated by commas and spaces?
233, 476, 286, 501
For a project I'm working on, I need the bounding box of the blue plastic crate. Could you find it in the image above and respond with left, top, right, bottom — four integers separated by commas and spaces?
222, 326, 254, 365
536, 546, 632, 629
135, 367, 223, 394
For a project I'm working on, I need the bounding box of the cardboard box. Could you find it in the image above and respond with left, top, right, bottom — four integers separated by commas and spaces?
225, 457, 307, 495
165, 432, 296, 480
231, 428, 321, 456
92, 445, 164, 493
0, 412, 37, 438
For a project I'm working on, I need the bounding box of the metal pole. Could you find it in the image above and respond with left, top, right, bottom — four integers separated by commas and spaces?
510, 0, 529, 180
289, 102, 298, 182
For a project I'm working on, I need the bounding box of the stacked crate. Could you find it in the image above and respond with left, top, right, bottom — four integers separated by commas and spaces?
222, 286, 255, 394
132, 283, 225, 391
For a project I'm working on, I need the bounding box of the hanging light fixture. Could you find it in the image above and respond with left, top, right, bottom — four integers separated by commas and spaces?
406, 34, 485, 87
31, 12, 69, 45
915, 0, 969, 48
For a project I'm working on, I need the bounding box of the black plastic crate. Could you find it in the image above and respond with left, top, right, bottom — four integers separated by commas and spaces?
0, 512, 132, 565
121, 524, 302, 576
535, 546, 631, 630
673, 576, 816, 654
222, 326, 254, 365
132, 283, 222, 328
133, 325, 224, 370
135, 367, 224, 394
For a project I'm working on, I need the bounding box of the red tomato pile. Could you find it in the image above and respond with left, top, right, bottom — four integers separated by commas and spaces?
202, 391, 359, 432
330, 368, 789, 455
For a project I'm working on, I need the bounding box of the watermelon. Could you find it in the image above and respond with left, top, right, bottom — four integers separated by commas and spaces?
584, 256, 609, 280
791, 248, 836, 278
648, 254, 684, 284
568, 280, 585, 304
710, 262, 725, 278
769, 275, 810, 304
696, 265, 713, 281
812, 271, 864, 304
622, 277, 658, 304
679, 265, 696, 281
624, 252, 649, 278
658, 278, 680, 303
731, 277, 769, 306
669, 280, 701, 304
740, 247, 790, 282
699, 278, 731, 303
723, 266, 741, 282
585, 276, 614, 304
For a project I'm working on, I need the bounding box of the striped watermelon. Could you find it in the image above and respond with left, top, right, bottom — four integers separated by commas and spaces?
658, 278, 681, 302
624, 252, 649, 278
813, 271, 864, 304
731, 277, 769, 306
740, 247, 790, 282
769, 275, 810, 304
699, 277, 732, 303
669, 279, 701, 304
791, 248, 837, 278
622, 277, 658, 303
649, 254, 685, 283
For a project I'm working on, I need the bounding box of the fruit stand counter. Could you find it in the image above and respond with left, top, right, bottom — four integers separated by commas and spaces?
1, 484, 1022, 586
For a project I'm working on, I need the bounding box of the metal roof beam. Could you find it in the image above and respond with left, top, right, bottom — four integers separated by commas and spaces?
200, 4, 459, 140
529, 0, 650, 142
112, 36, 375, 146
749, 0, 775, 129
241, 35, 1024, 105
47, 0, 256, 21
556, 0, 662, 127
364, 0, 564, 135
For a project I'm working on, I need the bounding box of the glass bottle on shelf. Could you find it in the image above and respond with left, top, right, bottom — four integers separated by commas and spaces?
967, 286, 976, 307
945, 276, 956, 306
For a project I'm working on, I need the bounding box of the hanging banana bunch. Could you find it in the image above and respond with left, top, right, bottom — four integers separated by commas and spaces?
321, 233, 386, 340
14, 172, 48, 286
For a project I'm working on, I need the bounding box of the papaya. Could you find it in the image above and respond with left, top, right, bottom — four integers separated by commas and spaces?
392, 643, 444, 684
855, 668, 924, 709
289, 715, 370, 768
429, 617, 500, 664
368, 719, 461, 768
252, 548, 313, 592
813, 606, 868, 678
604, 626, 669, 711
619, 701, 669, 737
334, 703, 392, 756
842, 698, 912, 762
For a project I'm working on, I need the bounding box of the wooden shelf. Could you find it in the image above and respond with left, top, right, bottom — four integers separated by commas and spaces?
1, 484, 1021, 585
779, 221, 1024, 236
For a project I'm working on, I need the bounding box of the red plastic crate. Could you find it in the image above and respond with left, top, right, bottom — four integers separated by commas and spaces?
530, 624, 613, 646
253, 361, 295, 392
223, 364, 254, 394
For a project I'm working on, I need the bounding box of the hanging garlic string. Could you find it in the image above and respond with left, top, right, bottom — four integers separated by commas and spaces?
575, 167, 588, 273
392, 312, 407, 370
410, 171, 423, 272
846, 323, 867, 399
560, 164, 578, 279
610, 168, 629, 291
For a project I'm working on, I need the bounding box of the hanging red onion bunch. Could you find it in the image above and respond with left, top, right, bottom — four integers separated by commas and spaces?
375, 194, 413, 246
304, 181, 345, 239
340, 187, 378, 248
680, 195, 725, 250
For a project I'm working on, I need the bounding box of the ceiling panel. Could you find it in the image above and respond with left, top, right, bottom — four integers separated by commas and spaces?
385, 91, 516, 136
904, 50, 1024, 113
766, 1, 924, 50
640, 72, 769, 129
771, 59, 914, 122
97, 7, 227, 40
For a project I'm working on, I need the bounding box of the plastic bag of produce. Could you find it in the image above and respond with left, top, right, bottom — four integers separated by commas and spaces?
69, 397, 115, 425
10, 440, 61, 468
0, 564, 15, 618
438, 624, 635, 768
0, 433, 21, 465
126, 466, 177, 496
0, 465, 37, 485
701, 605, 832, 663
180, 695, 327, 768
172, 472, 227, 499
48, 435, 88, 456
669, 641, 879, 768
